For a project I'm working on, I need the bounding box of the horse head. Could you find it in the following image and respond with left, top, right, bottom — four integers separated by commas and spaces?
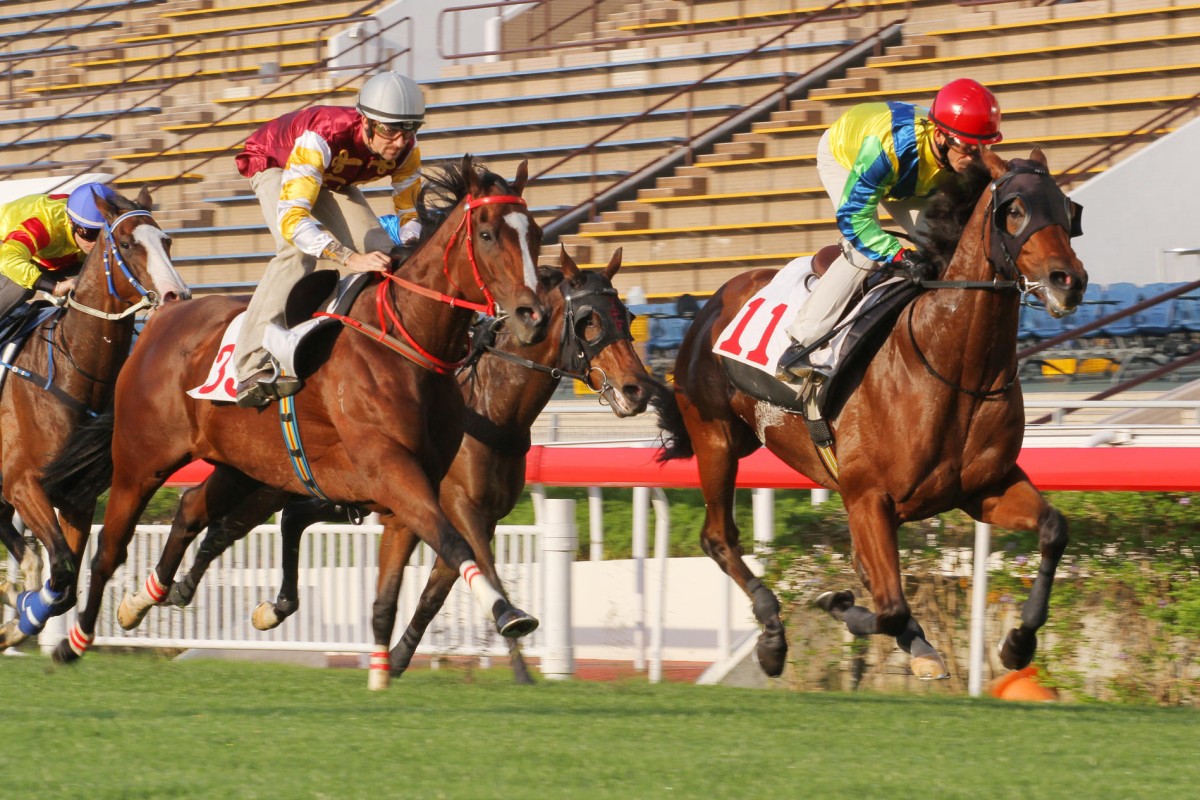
558, 246, 661, 417
977, 147, 1088, 317
72, 186, 191, 319
454, 156, 551, 347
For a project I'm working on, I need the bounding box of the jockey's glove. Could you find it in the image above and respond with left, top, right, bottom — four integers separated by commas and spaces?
892, 248, 936, 283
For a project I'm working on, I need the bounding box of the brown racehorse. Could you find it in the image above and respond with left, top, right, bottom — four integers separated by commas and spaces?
41, 156, 554, 663
655, 148, 1087, 680
0, 188, 189, 647
155, 246, 662, 688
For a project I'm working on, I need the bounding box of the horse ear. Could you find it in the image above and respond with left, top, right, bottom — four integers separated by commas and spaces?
1028, 147, 1048, 167
559, 245, 581, 282
460, 154, 478, 194
136, 186, 154, 211
603, 247, 623, 280
94, 188, 120, 223
512, 160, 528, 196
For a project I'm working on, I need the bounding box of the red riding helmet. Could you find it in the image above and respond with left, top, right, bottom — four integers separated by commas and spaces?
929, 78, 1002, 145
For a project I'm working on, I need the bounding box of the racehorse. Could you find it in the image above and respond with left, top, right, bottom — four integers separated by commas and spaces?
655, 147, 1087, 680
0, 187, 188, 647
150, 246, 661, 688
41, 156, 554, 663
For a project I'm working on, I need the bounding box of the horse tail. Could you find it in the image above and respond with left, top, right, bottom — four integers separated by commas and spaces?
652, 388, 693, 462
41, 409, 115, 509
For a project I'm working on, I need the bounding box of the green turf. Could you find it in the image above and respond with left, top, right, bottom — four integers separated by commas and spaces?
4, 653, 1197, 799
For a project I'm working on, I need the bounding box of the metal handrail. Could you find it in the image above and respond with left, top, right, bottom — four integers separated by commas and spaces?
1056, 89, 1200, 188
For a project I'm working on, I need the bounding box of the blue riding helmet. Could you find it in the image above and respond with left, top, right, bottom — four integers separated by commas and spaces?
65, 182, 121, 231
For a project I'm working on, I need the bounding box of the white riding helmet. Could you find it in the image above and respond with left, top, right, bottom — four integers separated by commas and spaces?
356, 71, 425, 125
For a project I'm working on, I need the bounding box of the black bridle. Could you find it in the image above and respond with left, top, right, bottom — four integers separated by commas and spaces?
461, 273, 635, 401
908, 159, 1083, 399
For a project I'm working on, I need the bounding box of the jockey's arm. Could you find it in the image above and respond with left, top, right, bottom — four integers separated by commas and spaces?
838, 138, 904, 265
0, 234, 48, 291
390, 145, 422, 244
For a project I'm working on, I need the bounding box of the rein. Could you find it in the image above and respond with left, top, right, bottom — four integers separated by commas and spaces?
905, 160, 1077, 399
316, 193, 528, 374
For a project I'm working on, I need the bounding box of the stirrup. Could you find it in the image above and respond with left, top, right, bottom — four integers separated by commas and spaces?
776, 341, 815, 382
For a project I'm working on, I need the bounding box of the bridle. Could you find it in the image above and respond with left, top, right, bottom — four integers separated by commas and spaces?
907, 159, 1083, 399
463, 274, 635, 403
65, 210, 162, 320
316, 193, 533, 374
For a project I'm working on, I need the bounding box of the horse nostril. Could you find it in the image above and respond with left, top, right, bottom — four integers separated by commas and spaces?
1050, 270, 1072, 290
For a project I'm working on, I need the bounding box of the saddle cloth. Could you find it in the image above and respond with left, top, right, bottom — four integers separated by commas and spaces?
713, 255, 904, 379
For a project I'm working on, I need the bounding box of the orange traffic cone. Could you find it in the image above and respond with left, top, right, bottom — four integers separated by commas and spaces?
988, 665, 1059, 702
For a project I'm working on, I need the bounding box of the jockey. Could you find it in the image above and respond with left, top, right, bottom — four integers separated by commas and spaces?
777, 78, 1002, 382
231, 70, 425, 408
0, 182, 118, 326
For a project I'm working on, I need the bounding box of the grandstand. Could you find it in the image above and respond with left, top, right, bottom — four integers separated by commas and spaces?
0, 0, 1196, 382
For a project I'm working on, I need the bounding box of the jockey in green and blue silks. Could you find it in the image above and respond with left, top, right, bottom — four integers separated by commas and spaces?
825, 101, 950, 263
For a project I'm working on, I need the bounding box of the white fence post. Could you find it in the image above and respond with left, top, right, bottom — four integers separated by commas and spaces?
539, 498, 576, 680
649, 488, 670, 684
587, 486, 604, 561
631, 486, 650, 671
968, 522, 992, 697
751, 488, 774, 554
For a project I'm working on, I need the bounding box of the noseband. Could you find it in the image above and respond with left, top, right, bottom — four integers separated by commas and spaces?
65, 209, 162, 320
464, 276, 635, 400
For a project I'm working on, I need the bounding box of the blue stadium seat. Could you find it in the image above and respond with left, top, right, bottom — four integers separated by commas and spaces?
1174, 289, 1200, 333
1135, 282, 1178, 336
1099, 282, 1141, 338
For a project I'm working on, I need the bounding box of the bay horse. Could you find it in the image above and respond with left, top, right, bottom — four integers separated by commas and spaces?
0, 187, 188, 647
655, 147, 1087, 680
144, 246, 661, 688
41, 156, 553, 663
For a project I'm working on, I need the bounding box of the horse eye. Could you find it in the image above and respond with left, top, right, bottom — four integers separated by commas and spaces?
575, 316, 599, 342
120, 240, 132, 250
479, 229, 493, 242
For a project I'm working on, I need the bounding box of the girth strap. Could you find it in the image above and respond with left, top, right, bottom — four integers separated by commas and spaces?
277, 392, 332, 502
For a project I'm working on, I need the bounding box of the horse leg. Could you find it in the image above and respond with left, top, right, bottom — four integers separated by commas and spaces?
964, 469, 1067, 671
0, 483, 81, 646
814, 588, 949, 680
0, 506, 40, 607
121, 470, 276, 629
691, 425, 787, 677
368, 516, 421, 691
370, 461, 535, 640
819, 495, 948, 679
252, 497, 332, 631
49, 503, 97, 616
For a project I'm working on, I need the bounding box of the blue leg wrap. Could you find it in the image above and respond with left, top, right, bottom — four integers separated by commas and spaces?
16, 581, 64, 636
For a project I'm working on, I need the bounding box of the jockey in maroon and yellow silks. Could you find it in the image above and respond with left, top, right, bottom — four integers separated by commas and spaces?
0, 193, 85, 292
235, 105, 421, 262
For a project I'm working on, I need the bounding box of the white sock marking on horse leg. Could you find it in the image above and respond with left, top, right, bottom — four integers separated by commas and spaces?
503, 212, 538, 291
459, 559, 503, 621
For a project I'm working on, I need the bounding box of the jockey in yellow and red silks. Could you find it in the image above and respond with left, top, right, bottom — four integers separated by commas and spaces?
0, 182, 119, 324
231, 71, 426, 408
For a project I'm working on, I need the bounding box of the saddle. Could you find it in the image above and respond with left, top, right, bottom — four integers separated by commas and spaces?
0, 302, 65, 397
720, 265, 921, 418
262, 269, 374, 380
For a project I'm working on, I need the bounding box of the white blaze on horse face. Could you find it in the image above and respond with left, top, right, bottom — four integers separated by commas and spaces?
503, 211, 538, 291
133, 224, 190, 301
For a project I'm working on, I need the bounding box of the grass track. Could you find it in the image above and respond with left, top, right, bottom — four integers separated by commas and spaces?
5, 653, 1197, 799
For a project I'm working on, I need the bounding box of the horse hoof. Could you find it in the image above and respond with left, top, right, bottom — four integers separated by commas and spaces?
911, 652, 950, 680
755, 631, 788, 678
0, 618, 28, 649
999, 627, 1037, 671
51, 639, 81, 665
496, 607, 539, 639
251, 602, 281, 631
117, 593, 151, 630
367, 668, 390, 691
813, 589, 855, 615
167, 576, 196, 608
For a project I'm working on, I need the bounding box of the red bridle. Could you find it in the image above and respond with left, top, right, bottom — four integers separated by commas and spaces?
358, 193, 530, 373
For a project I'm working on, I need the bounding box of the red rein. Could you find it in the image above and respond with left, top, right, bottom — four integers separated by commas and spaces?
323, 194, 528, 374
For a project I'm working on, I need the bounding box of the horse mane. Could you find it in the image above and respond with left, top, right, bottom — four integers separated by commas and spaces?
914, 160, 992, 270
411, 159, 514, 243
